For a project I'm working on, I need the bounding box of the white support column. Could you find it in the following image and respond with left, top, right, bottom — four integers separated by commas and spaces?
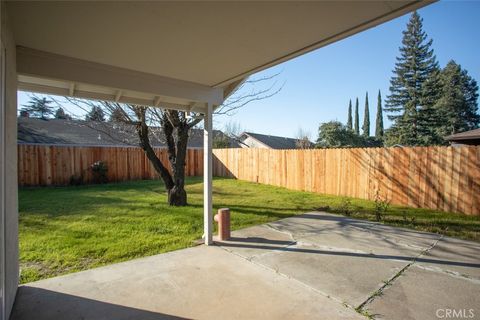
203, 103, 213, 245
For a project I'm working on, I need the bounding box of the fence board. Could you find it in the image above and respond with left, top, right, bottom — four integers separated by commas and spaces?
212, 146, 480, 215
18, 144, 203, 186
18, 144, 480, 215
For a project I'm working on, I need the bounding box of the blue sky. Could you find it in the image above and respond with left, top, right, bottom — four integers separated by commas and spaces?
214, 1, 480, 139
18, 1, 480, 140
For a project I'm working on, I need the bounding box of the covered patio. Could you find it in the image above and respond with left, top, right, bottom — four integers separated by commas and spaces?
1, 1, 436, 319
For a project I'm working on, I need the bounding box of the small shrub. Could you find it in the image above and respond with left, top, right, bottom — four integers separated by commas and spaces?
90, 161, 108, 184
374, 191, 390, 222
339, 197, 353, 216
69, 174, 84, 186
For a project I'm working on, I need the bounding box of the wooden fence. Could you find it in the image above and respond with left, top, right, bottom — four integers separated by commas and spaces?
212, 147, 480, 215
18, 144, 480, 215
18, 144, 203, 186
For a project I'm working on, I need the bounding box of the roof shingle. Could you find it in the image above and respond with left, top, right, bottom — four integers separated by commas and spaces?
17, 118, 237, 148
240, 132, 309, 149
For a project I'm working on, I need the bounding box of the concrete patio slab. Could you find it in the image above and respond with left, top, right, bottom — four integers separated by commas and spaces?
217, 212, 479, 314
250, 243, 407, 307
11, 212, 480, 320
11, 245, 362, 320
215, 224, 295, 259
359, 223, 443, 251
416, 236, 480, 279
295, 229, 424, 257
218, 213, 432, 307
266, 212, 376, 236
366, 265, 480, 320
268, 212, 441, 252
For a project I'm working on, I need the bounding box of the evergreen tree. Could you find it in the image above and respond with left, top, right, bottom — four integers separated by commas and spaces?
354, 97, 360, 135
109, 107, 125, 122
460, 67, 480, 129
375, 90, 384, 139
21, 97, 54, 119
362, 92, 370, 137
435, 60, 480, 139
54, 107, 71, 120
317, 121, 363, 148
316, 121, 381, 148
418, 67, 443, 145
346, 100, 353, 131
385, 11, 439, 146
85, 106, 106, 122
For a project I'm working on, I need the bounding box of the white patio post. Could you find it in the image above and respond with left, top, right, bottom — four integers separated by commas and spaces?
203, 102, 213, 245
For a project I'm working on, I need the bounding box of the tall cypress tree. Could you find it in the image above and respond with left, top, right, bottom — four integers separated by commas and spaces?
375, 90, 384, 139
346, 99, 353, 131
354, 97, 360, 135
385, 11, 439, 146
362, 92, 370, 137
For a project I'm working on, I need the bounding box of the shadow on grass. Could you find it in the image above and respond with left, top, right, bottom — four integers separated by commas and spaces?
188, 203, 308, 220
19, 178, 480, 241
20, 194, 151, 217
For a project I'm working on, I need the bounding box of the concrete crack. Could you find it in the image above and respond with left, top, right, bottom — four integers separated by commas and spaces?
264, 223, 298, 242
355, 235, 444, 318
414, 264, 480, 284
216, 243, 359, 315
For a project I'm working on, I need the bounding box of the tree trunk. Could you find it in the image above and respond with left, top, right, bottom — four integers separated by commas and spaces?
134, 108, 174, 193
168, 184, 187, 206
134, 107, 193, 207
162, 112, 189, 206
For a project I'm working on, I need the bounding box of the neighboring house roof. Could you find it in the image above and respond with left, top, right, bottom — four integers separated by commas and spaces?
17, 117, 238, 148
239, 132, 310, 149
445, 128, 480, 145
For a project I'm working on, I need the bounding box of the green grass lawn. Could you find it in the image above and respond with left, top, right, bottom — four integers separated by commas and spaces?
19, 177, 480, 283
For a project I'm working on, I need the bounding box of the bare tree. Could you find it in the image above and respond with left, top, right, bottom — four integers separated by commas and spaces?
223, 121, 244, 138
295, 127, 313, 149
215, 73, 283, 115
212, 121, 245, 148
63, 98, 202, 205
54, 73, 282, 206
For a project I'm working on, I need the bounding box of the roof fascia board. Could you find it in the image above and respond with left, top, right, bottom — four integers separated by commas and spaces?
447, 137, 480, 141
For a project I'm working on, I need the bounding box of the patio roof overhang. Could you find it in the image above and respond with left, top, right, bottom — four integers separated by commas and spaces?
8, 1, 433, 111
16, 47, 223, 113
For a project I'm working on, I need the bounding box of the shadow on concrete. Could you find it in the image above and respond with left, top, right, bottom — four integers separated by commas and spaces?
227, 237, 295, 246
11, 286, 188, 320
216, 242, 480, 269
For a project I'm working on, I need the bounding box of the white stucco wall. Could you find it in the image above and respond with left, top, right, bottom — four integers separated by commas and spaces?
1, 3, 18, 319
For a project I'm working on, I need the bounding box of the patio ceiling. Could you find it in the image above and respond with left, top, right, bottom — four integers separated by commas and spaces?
8, 1, 433, 112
